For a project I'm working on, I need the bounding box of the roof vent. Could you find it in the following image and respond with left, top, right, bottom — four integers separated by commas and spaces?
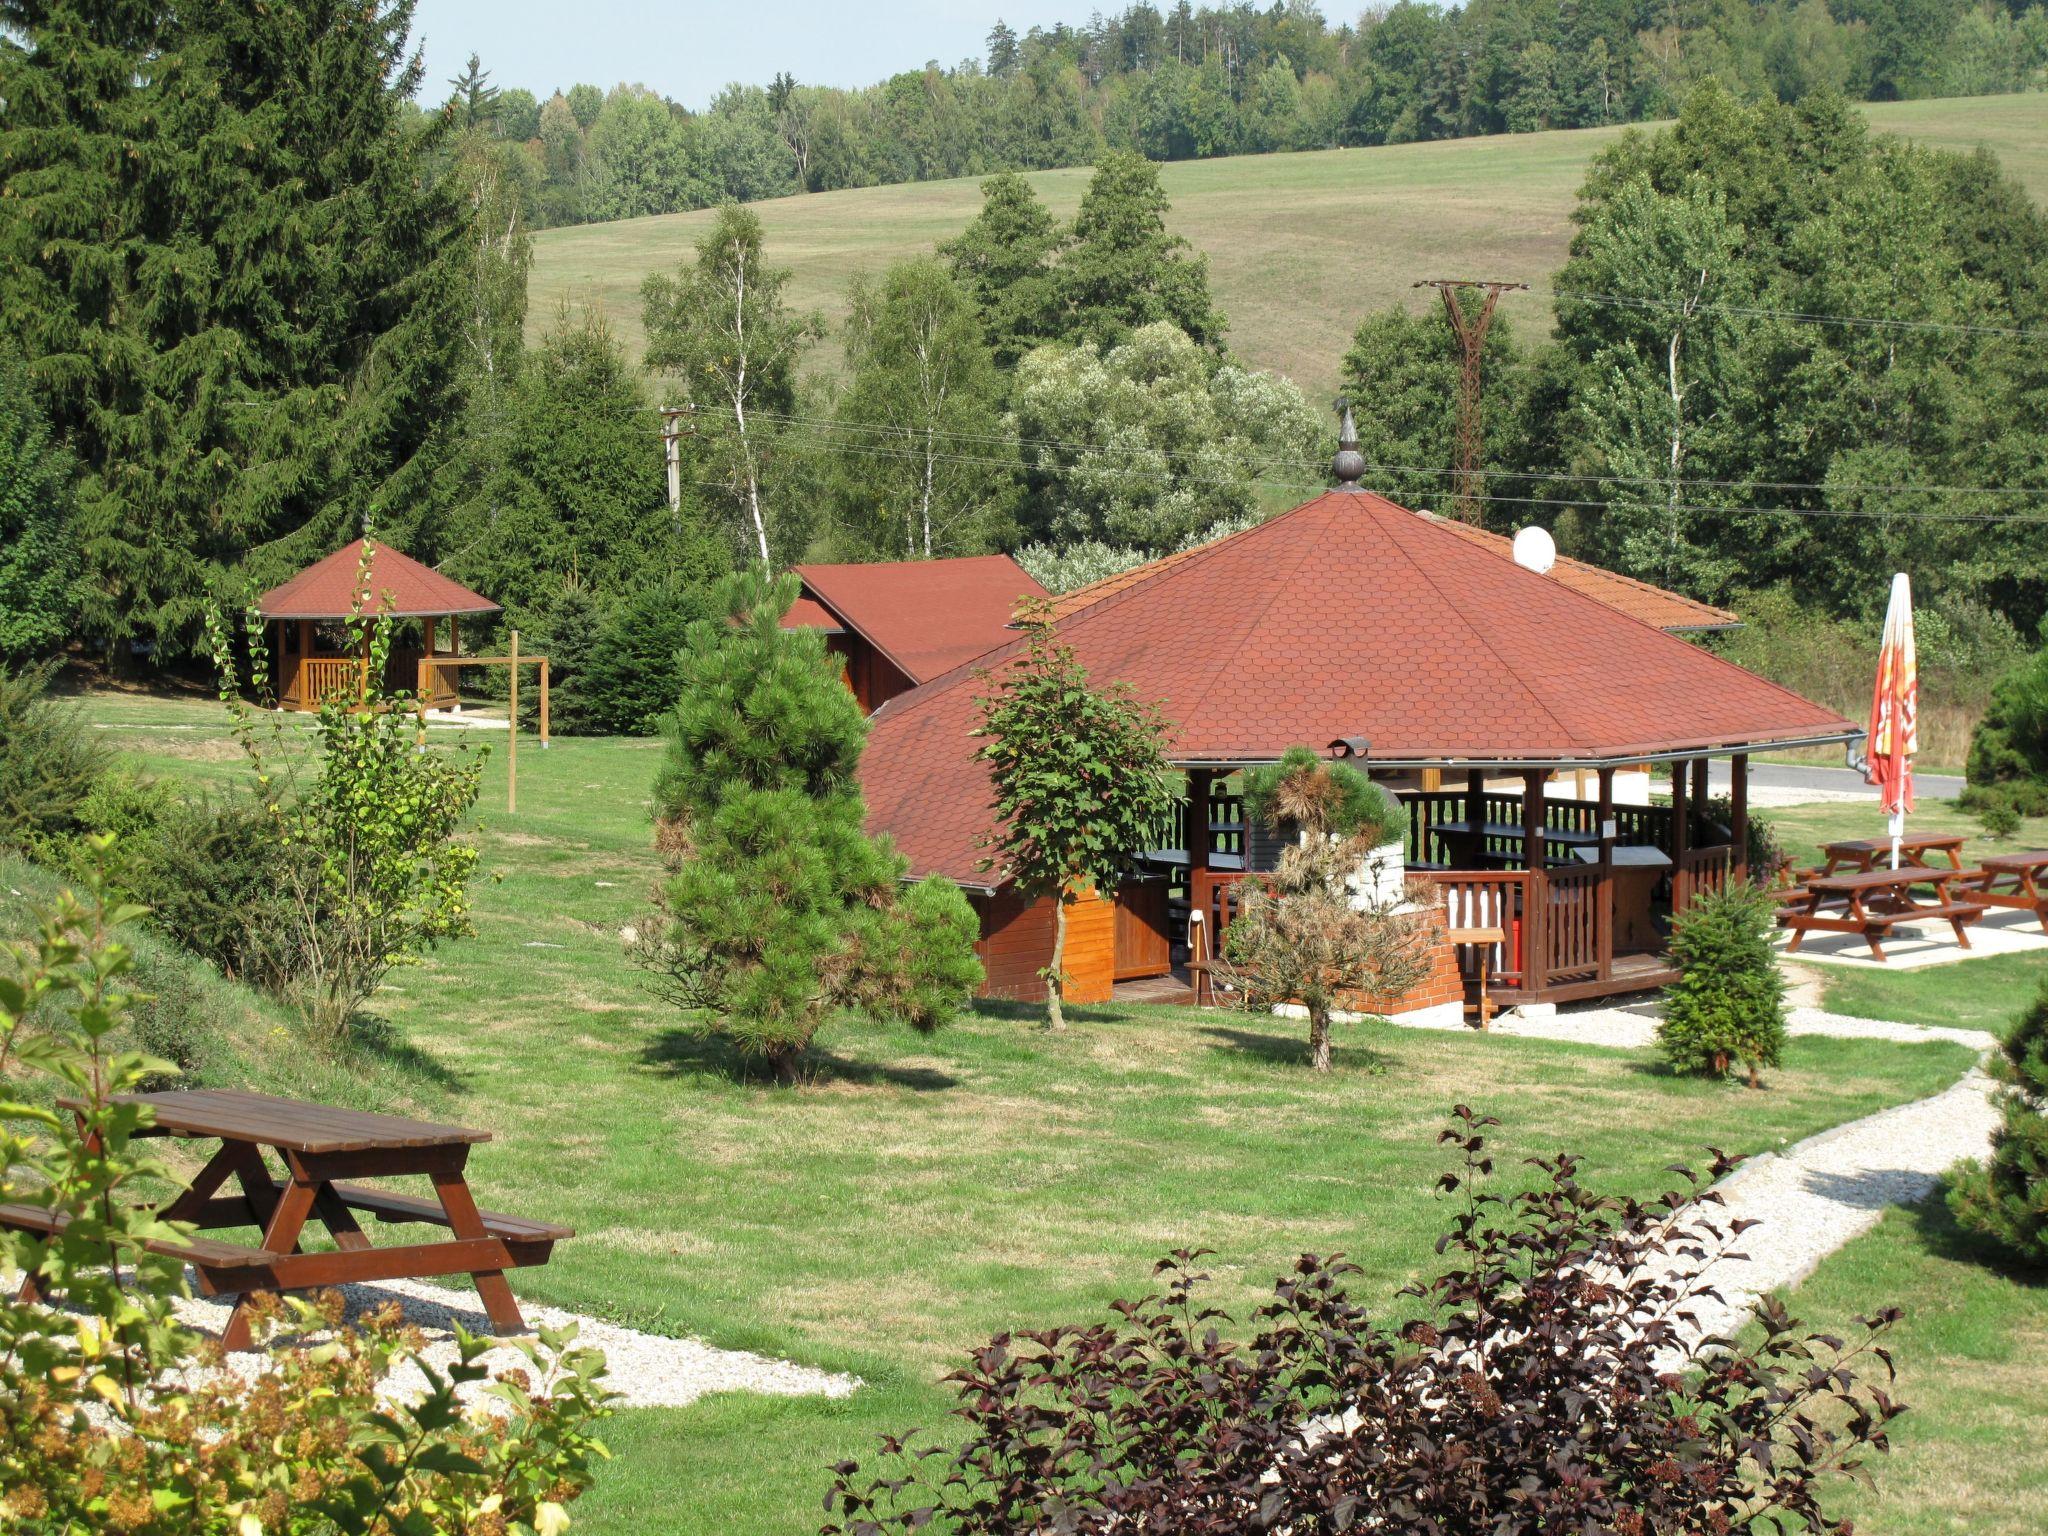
1331, 397, 1365, 490
1511, 525, 1556, 575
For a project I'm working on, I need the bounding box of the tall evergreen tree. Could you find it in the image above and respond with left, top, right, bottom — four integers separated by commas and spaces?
1058, 150, 1225, 350
0, 0, 467, 657
642, 205, 820, 567
940, 172, 1064, 370
831, 260, 1015, 559
0, 353, 79, 659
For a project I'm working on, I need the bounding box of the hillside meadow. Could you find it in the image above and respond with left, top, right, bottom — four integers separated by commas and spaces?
531, 93, 2048, 400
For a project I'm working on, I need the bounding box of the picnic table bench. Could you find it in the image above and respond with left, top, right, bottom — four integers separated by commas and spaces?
1960, 850, 2048, 931
1777, 865, 1984, 962
2, 1089, 570, 1351
1815, 833, 1968, 877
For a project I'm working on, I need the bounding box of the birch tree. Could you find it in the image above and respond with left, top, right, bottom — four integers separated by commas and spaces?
831, 260, 1014, 558
643, 206, 819, 566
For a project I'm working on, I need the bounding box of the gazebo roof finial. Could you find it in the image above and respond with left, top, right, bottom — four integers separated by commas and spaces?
1331, 396, 1365, 491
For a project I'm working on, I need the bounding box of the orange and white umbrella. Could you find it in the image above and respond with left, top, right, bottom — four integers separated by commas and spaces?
1866, 573, 1917, 868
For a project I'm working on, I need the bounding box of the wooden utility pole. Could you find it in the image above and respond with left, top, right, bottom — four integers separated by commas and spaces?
659, 406, 686, 530
1414, 279, 1527, 523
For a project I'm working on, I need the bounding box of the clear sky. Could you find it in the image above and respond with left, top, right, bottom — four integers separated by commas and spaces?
407, 1, 1099, 111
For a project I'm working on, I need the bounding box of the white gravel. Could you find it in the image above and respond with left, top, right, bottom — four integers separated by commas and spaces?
169, 1275, 859, 1411
1391, 999, 1999, 1054
1666, 1066, 2002, 1351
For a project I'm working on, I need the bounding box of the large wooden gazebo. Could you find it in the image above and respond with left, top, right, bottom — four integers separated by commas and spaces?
856, 475, 1857, 1012
256, 540, 498, 712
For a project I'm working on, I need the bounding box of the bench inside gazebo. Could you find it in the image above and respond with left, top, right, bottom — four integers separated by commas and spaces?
256, 540, 500, 712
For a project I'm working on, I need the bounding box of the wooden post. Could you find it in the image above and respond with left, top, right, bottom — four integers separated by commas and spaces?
1186, 768, 1215, 933
1464, 768, 1486, 870
1670, 755, 1692, 914
1730, 753, 1750, 886
1596, 766, 1615, 982
296, 619, 314, 709
539, 658, 550, 748
1522, 771, 1548, 997
1691, 756, 1708, 814
661, 406, 685, 527
507, 629, 519, 815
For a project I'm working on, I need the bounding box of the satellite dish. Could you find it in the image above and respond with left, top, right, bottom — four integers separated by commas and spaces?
1511, 525, 1556, 575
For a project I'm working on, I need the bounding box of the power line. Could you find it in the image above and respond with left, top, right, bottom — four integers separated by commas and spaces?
1527, 287, 2048, 343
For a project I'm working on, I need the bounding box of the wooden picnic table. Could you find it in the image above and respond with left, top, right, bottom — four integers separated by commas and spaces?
1963, 850, 2048, 931
7, 1089, 570, 1351
1817, 833, 1968, 876
1778, 865, 1983, 962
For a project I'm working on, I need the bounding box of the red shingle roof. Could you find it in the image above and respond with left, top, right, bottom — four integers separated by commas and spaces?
790, 556, 1047, 684
860, 490, 1851, 887
257, 540, 499, 621
1047, 518, 1740, 633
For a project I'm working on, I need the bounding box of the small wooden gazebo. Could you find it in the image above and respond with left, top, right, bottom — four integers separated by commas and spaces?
256, 540, 499, 712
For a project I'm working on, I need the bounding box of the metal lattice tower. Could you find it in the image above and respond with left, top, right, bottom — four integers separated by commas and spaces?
1414, 279, 1527, 523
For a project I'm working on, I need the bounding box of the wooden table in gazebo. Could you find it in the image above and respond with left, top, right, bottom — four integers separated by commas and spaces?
41, 1090, 569, 1350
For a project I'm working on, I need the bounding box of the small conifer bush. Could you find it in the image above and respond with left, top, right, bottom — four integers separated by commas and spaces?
1949, 981, 2048, 1265
1658, 881, 1788, 1087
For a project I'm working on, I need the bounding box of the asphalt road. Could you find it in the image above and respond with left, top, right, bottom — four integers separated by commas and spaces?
1707, 760, 1966, 801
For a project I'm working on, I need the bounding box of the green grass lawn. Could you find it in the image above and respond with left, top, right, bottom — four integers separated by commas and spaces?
1775, 1200, 2048, 1536
530, 94, 2048, 399
48, 687, 2012, 1532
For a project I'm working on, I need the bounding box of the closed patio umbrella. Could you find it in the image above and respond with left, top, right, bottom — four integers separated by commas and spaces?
1866, 573, 1917, 870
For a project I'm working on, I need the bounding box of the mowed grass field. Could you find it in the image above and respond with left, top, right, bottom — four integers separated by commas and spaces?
47, 688, 2044, 1533
530, 94, 2048, 400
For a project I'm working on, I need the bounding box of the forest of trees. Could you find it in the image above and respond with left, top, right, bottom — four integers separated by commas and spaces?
440, 0, 2048, 229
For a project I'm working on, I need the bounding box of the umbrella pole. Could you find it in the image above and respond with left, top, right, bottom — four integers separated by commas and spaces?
1889, 809, 1903, 871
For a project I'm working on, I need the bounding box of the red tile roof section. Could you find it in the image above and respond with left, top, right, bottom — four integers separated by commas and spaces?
781, 596, 845, 632
1048, 518, 1740, 632
860, 490, 1851, 886
257, 539, 500, 620
792, 555, 1047, 684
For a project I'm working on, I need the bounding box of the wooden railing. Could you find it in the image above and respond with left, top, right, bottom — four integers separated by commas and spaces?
1675, 845, 1735, 910
300, 656, 363, 706
1427, 870, 1529, 989
1404, 791, 1676, 868
1544, 866, 1602, 983
1150, 789, 1245, 860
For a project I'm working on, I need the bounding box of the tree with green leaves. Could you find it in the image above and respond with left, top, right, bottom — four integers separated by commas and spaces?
940, 172, 1064, 370
831, 260, 1016, 558
643, 206, 821, 567
0, 354, 78, 659
1010, 321, 1322, 550
577, 571, 727, 736
446, 51, 501, 128
1058, 150, 1225, 351
640, 571, 982, 1081
974, 604, 1172, 1030
0, 0, 467, 657
1218, 747, 1435, 1072
1338, 298, 1526, 514
1656, 882, 1788, 1087
1949, 980, 2048, 1265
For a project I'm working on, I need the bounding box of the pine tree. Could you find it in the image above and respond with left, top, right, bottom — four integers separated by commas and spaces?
642, 206, 820, 567
0, 353, 79, 659
831, 260, 1015, 558
1058, 151, 1225, 351
578, 571, 726, 736
639, 570, 983, 1080
1949, 981, 2048, 1265
446, 51, 501, 128
940, 172, 1063, 369
0, 0, 467, 657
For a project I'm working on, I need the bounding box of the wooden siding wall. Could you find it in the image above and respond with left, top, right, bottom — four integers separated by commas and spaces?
827, 633, 915, 715
970, 887, 1117, 1004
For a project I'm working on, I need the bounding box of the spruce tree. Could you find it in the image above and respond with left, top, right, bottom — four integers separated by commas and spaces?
1057, 151, 1225, 351
940, 172, 1063, 369
578, 572, 725, 736
1656, 883, 1788, 1086
639, 570, 982, 1081
1949, 981, 2048, 1265
0, 0, 466, 657
0, 354, 79, 659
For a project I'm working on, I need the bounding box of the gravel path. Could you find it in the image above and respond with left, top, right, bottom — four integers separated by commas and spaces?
1669, 1066, 2001, 1350
1388, 1000, 2000, 1054
169, 1276, 859, 1411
